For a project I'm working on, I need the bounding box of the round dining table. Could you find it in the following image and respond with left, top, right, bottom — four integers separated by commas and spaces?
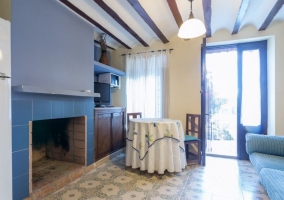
126, 118, 187, 174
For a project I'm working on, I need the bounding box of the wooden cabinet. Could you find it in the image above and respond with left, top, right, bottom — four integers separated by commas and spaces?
94, 107, 125, 161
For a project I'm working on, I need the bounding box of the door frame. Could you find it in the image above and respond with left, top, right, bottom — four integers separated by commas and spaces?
200, 37, 207, 166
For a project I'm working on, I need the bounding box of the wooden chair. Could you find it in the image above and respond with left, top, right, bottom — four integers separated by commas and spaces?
184, 114, 201, 165
127, 112, 142, 125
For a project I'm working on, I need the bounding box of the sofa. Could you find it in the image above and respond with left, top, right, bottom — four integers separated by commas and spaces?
246, 133, 284, 200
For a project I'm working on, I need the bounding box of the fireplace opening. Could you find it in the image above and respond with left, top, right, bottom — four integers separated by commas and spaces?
30, 116, 87, 193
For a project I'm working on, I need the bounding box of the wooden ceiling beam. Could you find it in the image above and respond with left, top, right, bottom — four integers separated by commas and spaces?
202, 0, 212, 38
259, 0, 284, 31
93, 0, 148, 47
232, 0, 250, 34
127, 0, 169, 43
59, 0, 131, 49
166, 0, 183, 28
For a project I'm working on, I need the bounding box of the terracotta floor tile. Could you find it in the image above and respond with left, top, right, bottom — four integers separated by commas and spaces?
32, 158, 83, 194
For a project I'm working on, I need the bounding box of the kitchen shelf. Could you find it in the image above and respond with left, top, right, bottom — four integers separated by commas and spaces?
12, 85, 100, 97
94, 61, 125, 76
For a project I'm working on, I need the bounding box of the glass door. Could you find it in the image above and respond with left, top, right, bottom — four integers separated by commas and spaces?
205, 45, 238, 157
237, 41, 267, 160
202, 41, 267, 159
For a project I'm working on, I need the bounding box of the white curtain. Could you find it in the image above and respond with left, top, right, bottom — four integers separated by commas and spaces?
125, 50, 170, 118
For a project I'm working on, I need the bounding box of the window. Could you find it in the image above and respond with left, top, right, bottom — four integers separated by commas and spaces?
125, 51, 170, 118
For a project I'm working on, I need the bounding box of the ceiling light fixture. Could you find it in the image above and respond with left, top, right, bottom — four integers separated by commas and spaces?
178, 0, 206, 39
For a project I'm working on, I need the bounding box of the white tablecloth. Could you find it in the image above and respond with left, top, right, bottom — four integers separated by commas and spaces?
126, 118, 186, 174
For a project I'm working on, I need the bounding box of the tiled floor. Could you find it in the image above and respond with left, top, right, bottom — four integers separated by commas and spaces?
33, 158, 83, 191
206, 140, 237, 157
44, 154, 270, 200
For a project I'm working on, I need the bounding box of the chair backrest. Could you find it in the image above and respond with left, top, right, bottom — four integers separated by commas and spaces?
127, 112, 142, 125
186, 114, 201, 139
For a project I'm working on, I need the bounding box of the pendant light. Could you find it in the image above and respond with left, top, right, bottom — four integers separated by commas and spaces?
178, 0, 206, 39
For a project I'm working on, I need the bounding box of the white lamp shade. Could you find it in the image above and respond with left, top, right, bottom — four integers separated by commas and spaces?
178, 18, 206, 39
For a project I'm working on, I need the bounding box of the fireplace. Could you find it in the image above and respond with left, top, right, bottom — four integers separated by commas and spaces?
12, 98, 95, 199
30, 116, 87, 193
32, 117, 86, 164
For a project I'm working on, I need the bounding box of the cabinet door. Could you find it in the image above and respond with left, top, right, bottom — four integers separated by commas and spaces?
96, 113, 111, 161
111, 111, 124, 151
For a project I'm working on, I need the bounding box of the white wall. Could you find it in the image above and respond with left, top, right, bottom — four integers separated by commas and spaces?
267, 36, 275, 135
111, 23, 284, 136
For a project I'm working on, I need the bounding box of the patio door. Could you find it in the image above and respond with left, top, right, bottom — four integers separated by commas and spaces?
202, 41, 267, 160
205, 45, 238, 158
237, 41, 267, 159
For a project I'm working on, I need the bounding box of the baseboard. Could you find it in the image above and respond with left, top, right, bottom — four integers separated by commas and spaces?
94, 148, 126, 167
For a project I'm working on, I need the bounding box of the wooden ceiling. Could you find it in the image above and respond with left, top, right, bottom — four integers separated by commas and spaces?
58, 0, 284, 49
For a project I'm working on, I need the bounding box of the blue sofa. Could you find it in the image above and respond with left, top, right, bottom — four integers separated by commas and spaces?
246, 133, 284, 200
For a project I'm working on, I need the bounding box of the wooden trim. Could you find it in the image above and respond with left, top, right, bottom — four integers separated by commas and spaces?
93, 0, 148, 47
259, 0, 284, 31
202, 0, 212, 38
127, 0, 169, 43
59, 0, 131, 49
232, 0, 251, 34
200, 37, 207, 166
166, 0, 183, 28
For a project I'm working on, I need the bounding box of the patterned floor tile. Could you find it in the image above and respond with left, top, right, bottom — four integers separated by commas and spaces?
96, 171, 113, 180
239, 173, 260, 183
240, 180, 266, 193
44, 154, 271, 200
156, 185, 180, 196
78, 179, 101, 189
185, 178, 214, 194
211, 194, 243, 200
166, 176, 184, 186
101, 184, 120, 196
182, 189, 212, 200
120, 190, 146, 199
136, 179, 154, 190
113, 175, 134, 184
61, 189, 82, 199
242, 190, 270, 200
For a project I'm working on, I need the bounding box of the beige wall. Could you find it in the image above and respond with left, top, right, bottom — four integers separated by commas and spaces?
111, 23, 284, 136
0, 0, 10, 21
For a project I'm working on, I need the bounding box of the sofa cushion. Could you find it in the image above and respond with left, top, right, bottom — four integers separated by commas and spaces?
260, 168, 284, 200
246, 133, 284, 156
249, 152, 284, 174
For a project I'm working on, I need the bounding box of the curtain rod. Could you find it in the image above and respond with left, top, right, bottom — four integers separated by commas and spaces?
121, 48, 173, 56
